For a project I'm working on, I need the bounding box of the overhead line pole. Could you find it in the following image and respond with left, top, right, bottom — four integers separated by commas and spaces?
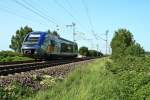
66, 22, 76, 53
95, 30, 109, 55
66, 22, 76, 42
105, 30, 109, 55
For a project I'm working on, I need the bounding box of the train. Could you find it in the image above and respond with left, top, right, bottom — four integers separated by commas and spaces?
21, 31, 78, 59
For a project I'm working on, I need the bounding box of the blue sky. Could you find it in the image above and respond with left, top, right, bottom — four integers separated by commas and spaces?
0, 0, 150, 53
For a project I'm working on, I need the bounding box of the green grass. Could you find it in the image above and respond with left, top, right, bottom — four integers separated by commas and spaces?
0, 56, 33, 62
26, 58, 120, 100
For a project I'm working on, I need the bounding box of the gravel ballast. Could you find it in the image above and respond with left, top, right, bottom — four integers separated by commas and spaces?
0, 59, 94, 90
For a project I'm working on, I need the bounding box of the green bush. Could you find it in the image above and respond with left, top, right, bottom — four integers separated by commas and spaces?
0, 82, 33, 100
79, 46, 89, 56
88, 50, 103, 57
0, 56, 33, 62
0, 51, 33, 62
125, 43, 145, 57
106, 56, 150, 99
0, 51, 21, 58
111, 29, 144, 60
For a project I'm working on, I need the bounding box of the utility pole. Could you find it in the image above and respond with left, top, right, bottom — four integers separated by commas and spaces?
66, 22, 76, 53
105, 30, 109, 55
66, 22, 76, 42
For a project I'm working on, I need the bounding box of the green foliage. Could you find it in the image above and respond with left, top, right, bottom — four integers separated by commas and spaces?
40, 75, 57, 88
106, 56, 150, 99
0, 50, 33, 62
108, 28, 149, 99
47, 30, 59, 37
88, 50, 103, 57
0, 82, 33, 100
125, 43, 145, 57
0, 51, 20, 58
111, 28, 144, 60
26, 58, 121, 100
111, 29, 134, 59
9, 26, 33, 53
79, 46, 89, 56
88, 50, 97, 57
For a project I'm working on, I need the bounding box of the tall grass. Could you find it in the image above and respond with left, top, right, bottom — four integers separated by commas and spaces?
26, 58, 120, 100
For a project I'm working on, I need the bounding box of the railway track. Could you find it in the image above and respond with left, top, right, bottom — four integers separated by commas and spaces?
0, 60, 35, 65
0, 57, 94, 76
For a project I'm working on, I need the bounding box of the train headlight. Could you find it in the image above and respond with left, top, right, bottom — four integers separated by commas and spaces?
34, 50, 37, 54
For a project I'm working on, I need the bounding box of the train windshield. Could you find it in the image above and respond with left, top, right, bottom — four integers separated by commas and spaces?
25, 34, 40, 42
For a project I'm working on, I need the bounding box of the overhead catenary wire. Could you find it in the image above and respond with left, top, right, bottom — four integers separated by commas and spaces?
22, 0, 58, 25
53, 0, 88, 32
22, 0, 68, 33
65, 0, 75, 13
53, 0, 77, 22
81, 0, 94, 31
81, 0, 96, 35
0, 4, 47, 27
13, 0, 57, 25
82, 0, 107, 40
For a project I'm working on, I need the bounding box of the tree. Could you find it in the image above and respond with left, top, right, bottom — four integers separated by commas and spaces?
79, 46, 89, 56
111, 28, 144, 60
125, 43, 145, 56
47, 30, 60, 37
88, 50, 97, 57
111, 29, 134, 59
9, 26, 33, 53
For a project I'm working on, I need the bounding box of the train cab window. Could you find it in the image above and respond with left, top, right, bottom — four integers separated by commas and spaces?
25, 34, 40, 42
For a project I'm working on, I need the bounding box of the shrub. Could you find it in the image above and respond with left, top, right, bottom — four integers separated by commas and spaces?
0, 51, 33, 62
0, 82, 33, 100
79, 46, 89, 56
110, 28, 144, 60
125, 43, 145, 57
106, 56, 150, 99
0, 51, 21, 58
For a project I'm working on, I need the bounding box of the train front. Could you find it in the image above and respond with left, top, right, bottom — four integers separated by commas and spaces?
21, 32, 45, 58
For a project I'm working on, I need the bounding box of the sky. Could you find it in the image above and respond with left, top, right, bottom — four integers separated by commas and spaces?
0, 0, 150, 53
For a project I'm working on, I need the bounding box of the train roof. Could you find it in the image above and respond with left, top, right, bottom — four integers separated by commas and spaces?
30, 31, 77, 44
59, 37, 77, 44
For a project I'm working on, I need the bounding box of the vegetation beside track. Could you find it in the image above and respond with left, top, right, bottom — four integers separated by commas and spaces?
0, 59, 93, 100
25, 57, 150, 100
25, 58, 118, 100
0, 51, 33, 62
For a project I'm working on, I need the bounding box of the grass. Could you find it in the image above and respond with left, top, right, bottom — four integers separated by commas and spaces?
0, 56, 33, 62
26, 58, 120, 100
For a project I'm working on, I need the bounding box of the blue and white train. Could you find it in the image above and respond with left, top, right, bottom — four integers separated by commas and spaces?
21, 32, 78, 59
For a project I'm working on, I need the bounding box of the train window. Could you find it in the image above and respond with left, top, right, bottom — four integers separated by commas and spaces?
74, 44, 78, 51
60, 43, 73, 53
24, 34, 40, 42
26, 37, 39, 42
61, 43, 67, 52
68, 44, 73, 52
